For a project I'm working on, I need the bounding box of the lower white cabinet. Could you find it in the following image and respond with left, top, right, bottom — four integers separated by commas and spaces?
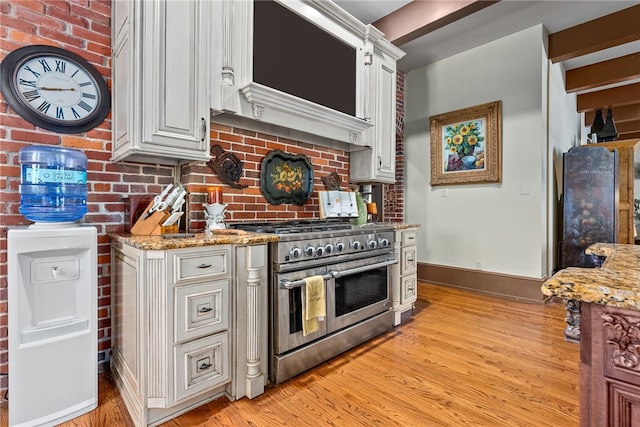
391, 228, 418, 325
110, 241, 268, 427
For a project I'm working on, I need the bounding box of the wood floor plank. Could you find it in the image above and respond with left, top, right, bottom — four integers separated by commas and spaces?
0, 282, 579, 426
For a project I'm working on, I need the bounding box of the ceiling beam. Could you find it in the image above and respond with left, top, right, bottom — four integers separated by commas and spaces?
565, 53, 640, 93
577, 82, 640, 112
372, 0, 499, 46
617, 130, 640, 140
614, 119, 640, 135
548, 4, 640, 63
585, 104, 640, 124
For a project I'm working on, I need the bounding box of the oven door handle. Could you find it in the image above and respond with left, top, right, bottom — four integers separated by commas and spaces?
279, 273, 333, 290
329, 258, 398, 278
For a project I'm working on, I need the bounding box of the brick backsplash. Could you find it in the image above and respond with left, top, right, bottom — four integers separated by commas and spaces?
181, 122, 351, 230
0, 0, 406, 396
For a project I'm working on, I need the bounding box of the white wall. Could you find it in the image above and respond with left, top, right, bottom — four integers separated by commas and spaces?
405, 25, 581, 280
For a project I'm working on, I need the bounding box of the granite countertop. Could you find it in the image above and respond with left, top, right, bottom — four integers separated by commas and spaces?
389, 223, 421, 230
542, 243, 640, 310
110, 222, 419, 251
110, 230, 279, 251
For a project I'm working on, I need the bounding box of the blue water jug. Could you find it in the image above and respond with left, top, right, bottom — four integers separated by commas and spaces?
19, 145, 88, 222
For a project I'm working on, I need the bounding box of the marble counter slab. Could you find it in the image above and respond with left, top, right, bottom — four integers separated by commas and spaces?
110, 230, 278, 251
542, 243, 640, 310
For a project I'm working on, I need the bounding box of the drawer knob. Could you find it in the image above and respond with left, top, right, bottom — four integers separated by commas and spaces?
198, 306, 213, 313
197, 263, 212, 269
199, 362, 212, 371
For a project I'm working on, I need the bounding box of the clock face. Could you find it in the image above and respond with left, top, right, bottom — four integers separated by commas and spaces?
1, 45, 110, 134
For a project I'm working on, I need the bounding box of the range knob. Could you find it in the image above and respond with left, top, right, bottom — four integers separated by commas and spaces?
351, 241, 361, 250
316, 246, 324, 256
379, 238, 390, 248
335, 242, 345, 252
290, 247, 301, 259
368, 240, 377, 249
324, 244, 333, 255
304, 246, 315, 257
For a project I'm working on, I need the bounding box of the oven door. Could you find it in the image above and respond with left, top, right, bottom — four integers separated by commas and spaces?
272, 266, 330, 355
326, 254, 397, 334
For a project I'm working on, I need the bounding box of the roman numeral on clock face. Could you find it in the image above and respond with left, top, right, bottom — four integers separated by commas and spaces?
37, 100, 51, 114
24, 65, 40, 78
38, 59, 52, 73
78, 100, 93, 112
56, 107, 64, 119
19, 79, 36, 88
55, 60, 66, 73
22, 89, 40, 102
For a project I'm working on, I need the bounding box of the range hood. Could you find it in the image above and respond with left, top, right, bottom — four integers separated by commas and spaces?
209, 0, 384, 151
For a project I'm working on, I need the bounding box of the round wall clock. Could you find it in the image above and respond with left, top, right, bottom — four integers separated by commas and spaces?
0, 45, 110, 134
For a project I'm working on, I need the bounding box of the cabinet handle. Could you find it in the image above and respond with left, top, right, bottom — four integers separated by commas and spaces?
377, 156, 382, 171
198, 306, 213, 313
200, 117, 207, 142
197, 263, 212, 269
199, 362, 212, 371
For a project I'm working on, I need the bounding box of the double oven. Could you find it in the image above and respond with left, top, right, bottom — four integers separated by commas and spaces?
230, 220, 397, 384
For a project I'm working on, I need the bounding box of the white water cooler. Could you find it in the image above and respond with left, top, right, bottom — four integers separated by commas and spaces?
8, 224, 97, 426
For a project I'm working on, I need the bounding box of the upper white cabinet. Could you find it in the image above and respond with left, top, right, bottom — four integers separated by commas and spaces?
210, 0, 401, 148
351, 36, 405, 183
111, 0, 211, 165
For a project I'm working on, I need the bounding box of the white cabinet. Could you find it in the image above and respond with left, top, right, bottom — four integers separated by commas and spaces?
391, 228, 418, 325
110, 242, 268, 427
350, 38, 405, 183
111, 0, 211, 165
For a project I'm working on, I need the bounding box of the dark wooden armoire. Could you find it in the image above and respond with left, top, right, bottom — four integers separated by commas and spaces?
561, 145, 618, 268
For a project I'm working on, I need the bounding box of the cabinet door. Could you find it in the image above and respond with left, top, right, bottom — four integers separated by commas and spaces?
141, 0, 210, 157
608, 378, 640, 426
350, 48, 398, 183
111, 0, 211, 164
372, 50, 397, 182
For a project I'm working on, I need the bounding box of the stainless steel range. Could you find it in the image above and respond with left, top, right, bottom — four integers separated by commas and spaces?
229, 219, 397, 384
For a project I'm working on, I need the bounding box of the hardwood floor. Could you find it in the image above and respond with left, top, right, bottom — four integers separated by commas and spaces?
0, 282, 579, 426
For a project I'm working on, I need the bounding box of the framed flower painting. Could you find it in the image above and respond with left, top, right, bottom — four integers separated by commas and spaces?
430, 100, 502, 185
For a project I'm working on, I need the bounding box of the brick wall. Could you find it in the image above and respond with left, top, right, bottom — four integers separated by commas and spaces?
0, 0, 406, 397
181, 123, 351, 228
383, 70, 405, 222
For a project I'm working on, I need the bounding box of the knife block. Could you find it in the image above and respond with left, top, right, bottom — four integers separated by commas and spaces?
130, 200, 171, 235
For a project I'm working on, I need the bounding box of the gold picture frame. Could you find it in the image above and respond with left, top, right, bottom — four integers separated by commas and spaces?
430, 100, 502, 186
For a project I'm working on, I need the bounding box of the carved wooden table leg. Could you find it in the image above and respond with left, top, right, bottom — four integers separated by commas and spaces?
565, 299, 581, 342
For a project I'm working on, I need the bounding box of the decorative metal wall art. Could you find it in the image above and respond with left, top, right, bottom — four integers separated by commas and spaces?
260, 150, 313, 206
207, 145, 248, 189
321, 172, 341, 190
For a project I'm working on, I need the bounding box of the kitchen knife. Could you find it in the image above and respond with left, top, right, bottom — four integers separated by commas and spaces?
162, 211, 183, 226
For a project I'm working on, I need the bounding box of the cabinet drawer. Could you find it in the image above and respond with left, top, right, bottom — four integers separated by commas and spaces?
174, 248, 229, 284
174, 332, 229, 402
401, 273, 417, 304
402, 231, 417, 246
175, 280, 229, 342
401, 246, 417, 275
